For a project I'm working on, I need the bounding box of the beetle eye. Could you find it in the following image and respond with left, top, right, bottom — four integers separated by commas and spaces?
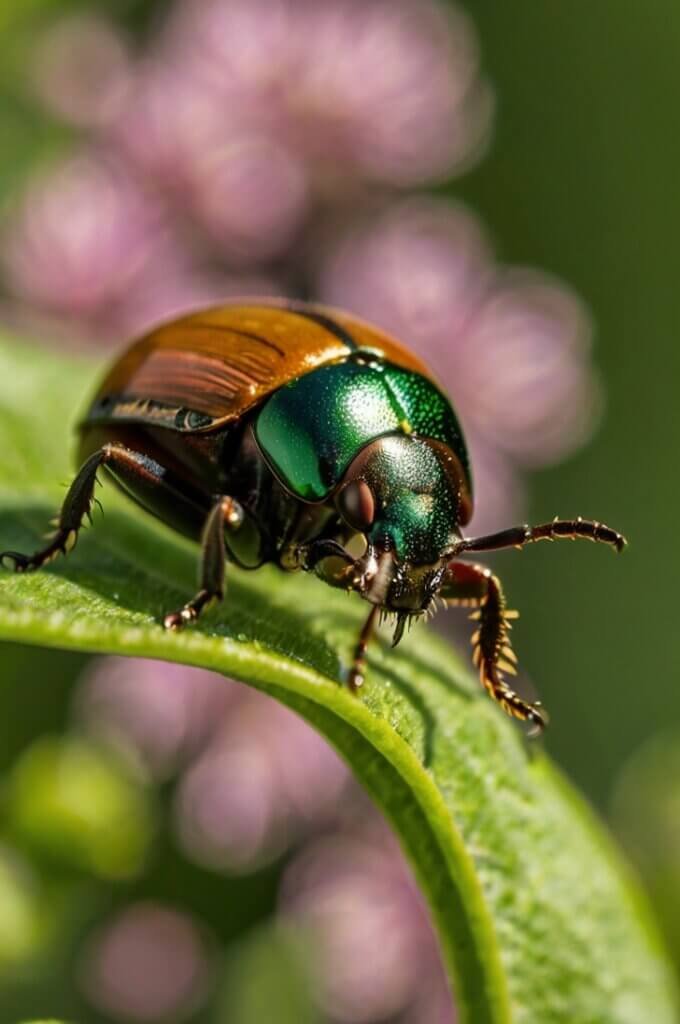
337, 479, 375, 531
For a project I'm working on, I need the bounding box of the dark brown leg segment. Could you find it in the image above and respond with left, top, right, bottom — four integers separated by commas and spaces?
441, 560, 547, 734
0, 445, 166, 573
1, 444, 244, 633
348, 605, 380, 692
163, 497, 243, 631
458, 516, 626, 556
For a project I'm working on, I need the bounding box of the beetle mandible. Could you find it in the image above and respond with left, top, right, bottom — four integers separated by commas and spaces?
0, 300, 626, 732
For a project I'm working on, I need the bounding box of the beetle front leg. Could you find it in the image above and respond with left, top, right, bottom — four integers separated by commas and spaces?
163, 497, 243, 631
441, 560, 547, 734
0, 445, 159, 573
348, 605, 380, 692
287, 540, 380, 693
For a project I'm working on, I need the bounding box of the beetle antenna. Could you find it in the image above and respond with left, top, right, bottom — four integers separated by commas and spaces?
454, 517, 627, 556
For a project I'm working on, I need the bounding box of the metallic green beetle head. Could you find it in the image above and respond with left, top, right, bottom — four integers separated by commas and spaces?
318, 433, 473, 622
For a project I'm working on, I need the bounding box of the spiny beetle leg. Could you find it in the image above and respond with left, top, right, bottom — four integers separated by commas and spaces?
458, 516, 627, 556
163, 497, 243, 631
0, 445, 158, 574
441, 560, 547, 735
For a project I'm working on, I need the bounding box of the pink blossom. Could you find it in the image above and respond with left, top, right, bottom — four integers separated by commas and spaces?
159, 0, 492, 189
1, 148, 284, 344
79, 902, 213, 1022
112, 62, 310, 264
1, 152, 167, 338
280, 817, 455, 1023
174, 689, 350, 872
116, 257, 283, 338
110, 62, 227, 197
3, 0, 496, 339
75, 657, 350, 873
464, 436, 524, 536
75, 658, 238, 780
30, 12, 132, 128
186, 135, 308, 264
448, 272, 600, 468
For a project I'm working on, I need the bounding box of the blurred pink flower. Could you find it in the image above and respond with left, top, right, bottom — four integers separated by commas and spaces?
116, 257, 282, 338
75, 658, 238, 780
280, 817, 455, 1024
4, 0, 495, 341
174, 689, 349, 873
75, 657, 349, 873
79, 902, 213, 1023
110, 62, 226, 197
185, 135, 309, 264
1, 149, 283, 343
316, 197, 600, 531
161, 0, 492, 190
31, 12, 132, 128
112, 63, 309, 265
1, 152, 166, 339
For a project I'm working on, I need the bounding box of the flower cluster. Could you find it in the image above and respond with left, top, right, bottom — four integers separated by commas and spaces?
3, 0, 489, 341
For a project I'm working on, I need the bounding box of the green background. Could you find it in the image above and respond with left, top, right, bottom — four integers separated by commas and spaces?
459, 1, 677, 806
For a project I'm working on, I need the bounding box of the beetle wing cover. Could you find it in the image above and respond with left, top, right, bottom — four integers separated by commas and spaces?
86, 301, 436, 432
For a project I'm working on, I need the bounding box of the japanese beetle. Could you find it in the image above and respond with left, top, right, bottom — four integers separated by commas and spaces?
0, 300, 626, 732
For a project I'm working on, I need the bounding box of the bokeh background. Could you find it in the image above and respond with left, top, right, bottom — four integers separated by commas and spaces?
0, 1, 678, 1021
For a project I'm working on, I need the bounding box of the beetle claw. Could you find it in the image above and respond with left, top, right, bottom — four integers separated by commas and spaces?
526, 701, 549, 738
163, 610, 190, 631
0, 551, 33, 573
347, 667, 364, 691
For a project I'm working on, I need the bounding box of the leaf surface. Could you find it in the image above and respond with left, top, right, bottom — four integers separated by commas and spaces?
0, 338, 675, 1023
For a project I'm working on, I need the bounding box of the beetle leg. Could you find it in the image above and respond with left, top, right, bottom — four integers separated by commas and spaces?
163, 497, 243, 631
456, 517, 626, 556
0, 445, 164, 573
348, 604, 380, 692
441, 560, 547, 735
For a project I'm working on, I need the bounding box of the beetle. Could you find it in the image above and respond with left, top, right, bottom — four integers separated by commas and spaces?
0, 300, 626, 732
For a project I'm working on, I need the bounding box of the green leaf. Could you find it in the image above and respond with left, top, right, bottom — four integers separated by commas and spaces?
0, 338, 676, 1023
5, 734, 154, 880
218, 922, 321, 1024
